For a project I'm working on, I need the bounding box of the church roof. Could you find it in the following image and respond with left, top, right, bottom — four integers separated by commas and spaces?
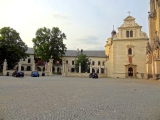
64, 50, 106, 57
26, 48, 106, 57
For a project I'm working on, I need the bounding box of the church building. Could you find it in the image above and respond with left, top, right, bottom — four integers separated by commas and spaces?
105, 15, 148, 78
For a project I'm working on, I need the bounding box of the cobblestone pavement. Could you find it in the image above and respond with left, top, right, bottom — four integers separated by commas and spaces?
0, 76, 160, 120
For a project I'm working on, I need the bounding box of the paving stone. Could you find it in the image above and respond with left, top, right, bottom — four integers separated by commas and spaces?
0, 76, 160, 120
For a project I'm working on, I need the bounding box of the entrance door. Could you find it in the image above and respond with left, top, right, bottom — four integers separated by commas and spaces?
128, 67, 133, 76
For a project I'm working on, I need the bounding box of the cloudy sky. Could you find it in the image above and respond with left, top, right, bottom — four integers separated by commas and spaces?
0, 0, 150, 50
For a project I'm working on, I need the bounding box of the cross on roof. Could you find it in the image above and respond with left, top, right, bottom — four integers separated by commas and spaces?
127, 11, 131, 16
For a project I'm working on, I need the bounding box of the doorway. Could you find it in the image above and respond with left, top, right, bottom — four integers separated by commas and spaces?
128, 67, 133, 76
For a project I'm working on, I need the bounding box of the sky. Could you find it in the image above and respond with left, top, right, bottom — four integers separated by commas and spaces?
0, 0, 150, 50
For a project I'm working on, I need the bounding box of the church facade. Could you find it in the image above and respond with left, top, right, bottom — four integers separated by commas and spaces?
105, 15, 148, 78
146, 0, 160, 79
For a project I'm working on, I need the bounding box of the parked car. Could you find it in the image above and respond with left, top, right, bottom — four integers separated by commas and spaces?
12, 71, 24, 77
89, 72, 98, 78
31, 71, 39, 77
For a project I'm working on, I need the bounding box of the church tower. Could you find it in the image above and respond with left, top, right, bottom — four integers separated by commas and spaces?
149, 0, 160, 45
147, 0, 160, 79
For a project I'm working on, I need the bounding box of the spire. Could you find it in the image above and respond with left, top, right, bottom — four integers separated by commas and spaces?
111, 25, 116, 38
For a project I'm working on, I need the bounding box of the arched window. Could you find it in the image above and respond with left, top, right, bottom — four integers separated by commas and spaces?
130, 30, 133, 37
26, 66, 31, 71
128, 48, 132, 55
126, 31, 129, 37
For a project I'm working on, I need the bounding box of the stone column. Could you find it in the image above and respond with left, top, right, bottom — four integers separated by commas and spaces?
55, 67, 57, 73
45, 62, 50, 76
32, 61, 35, 71
99, 67, 101, 74
18, 59, 22, 71
3, 59, 7, 75
95, 68, 97, 73
79, 63, 81, 73
3, 59, 7, 71
49, 58, 53, 76
62, 60, 66, 76
152, 53, 156, 80
90, 65, 92, 73
65, 63, 68, 76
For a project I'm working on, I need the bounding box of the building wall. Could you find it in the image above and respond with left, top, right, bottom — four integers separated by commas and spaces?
112, 40, 147, 78
21, 54, 34, 64
106, 45, 113, 77
105, 15, 148, 78
63, 56, 106, 73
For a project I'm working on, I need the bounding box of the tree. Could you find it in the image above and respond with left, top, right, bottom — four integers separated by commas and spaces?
32, 27, 67, 62
75, 53, 89, 73
0, 27, 28, 70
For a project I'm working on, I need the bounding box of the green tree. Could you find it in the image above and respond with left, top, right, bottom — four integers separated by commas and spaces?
32, 27, 67, 62
0, 27, 28, 70
75, 53, 89, 73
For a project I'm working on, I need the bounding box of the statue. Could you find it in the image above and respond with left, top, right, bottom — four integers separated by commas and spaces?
155, 49, 159, 59
146, 41, 151, 54
146, 52, 151, 62
153, 31, 160, 49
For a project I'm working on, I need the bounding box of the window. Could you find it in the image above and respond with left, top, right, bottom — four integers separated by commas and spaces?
72, 61, 74, 65
98, 61, 100, 66
126, 31, 129, 37
130, 31, 133, 37
28, 58, 31, 63
66, 61, 68, 64
128, 48, 132, 55
126, 30, 133, 38
92, 61, 95, 65
102, 61, 105, 66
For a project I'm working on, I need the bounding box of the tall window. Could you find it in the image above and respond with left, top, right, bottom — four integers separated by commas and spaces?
28, 58, 31, 63
128, 48, 132, 55
98, 61, 100, 66
126, 30, 133, 37
66, 61, 68, 64
126, 31, 129, 37
92, 61, 95, 65
72, 61, 74, 65
130, 30, 133, 37
102, 61, 105, 66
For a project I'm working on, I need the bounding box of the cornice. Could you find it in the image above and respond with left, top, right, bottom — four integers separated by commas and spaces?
118, 26, 142, 29
113, 38, 148, 41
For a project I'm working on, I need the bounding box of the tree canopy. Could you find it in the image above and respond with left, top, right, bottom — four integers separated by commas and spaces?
75, 53, 89, 73
32, 27, 67, 62
0, 27, 28, 70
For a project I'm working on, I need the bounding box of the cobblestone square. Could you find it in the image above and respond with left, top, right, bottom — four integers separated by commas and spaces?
0, 76, 160, 120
